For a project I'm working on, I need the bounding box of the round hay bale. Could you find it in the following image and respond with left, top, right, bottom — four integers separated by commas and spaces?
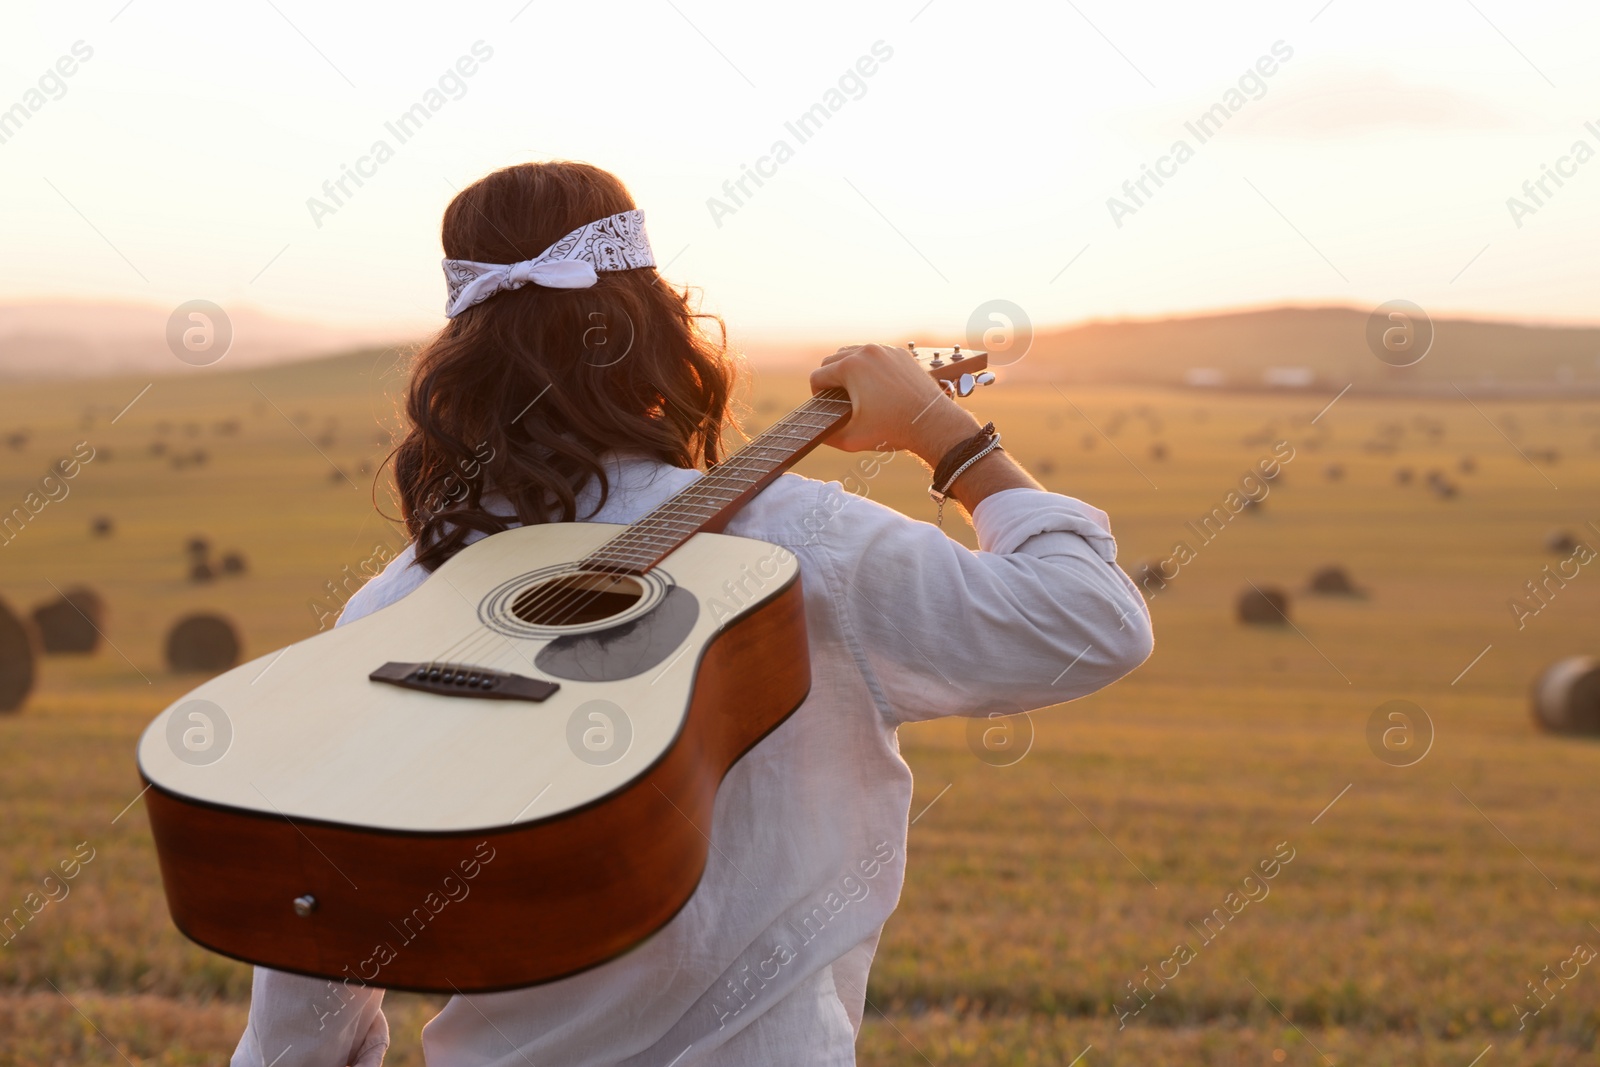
30, 588, 103, 654
1080, 434, 1096, 452
1149, 443, 1168, 461
1531, 656, 1600, 735
1324, 464, 1345, 482
149, 440, 167, 456
185, 536, 210, 561
219, 552, 248, 575
189, 560, 216, 584
0, 597, 36, 713
165, 614, 241, 673
1394, 467, 1414, 486
1237, 586, 1290, 625
1308, 565, 1359, 596
1545, 529, 1579, 554
1036, 458, 1057, 476
1131, 559, 1169, 598
1459, 455, 1477, 474
90, 516, 114, 538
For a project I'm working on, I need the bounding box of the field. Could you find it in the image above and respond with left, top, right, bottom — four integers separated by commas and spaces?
2, 348, 1599, 1066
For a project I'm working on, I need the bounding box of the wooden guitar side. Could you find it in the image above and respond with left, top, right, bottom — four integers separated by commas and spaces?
142, 575, 809, 993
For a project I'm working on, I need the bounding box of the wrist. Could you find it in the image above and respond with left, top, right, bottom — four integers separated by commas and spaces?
909, 402, 981, 466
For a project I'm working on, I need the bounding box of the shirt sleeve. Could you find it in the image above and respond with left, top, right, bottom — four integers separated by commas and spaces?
811, 484, 1153, 725
231, 968, 388, 1067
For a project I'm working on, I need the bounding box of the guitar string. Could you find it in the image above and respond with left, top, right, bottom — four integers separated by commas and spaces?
421, 354, 974, 671
423, 358, 964, 671
429, 447, 796, 670
417, 407, 837, 670
439, 397, 848, 664
487, 392, 851, 633
423, 395, 852, 672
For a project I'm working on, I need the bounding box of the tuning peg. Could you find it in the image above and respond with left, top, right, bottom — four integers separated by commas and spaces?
939, 378, 957, 397
906, 342, 918, 352
975, 371, 996, 387
955, 373, 976, 398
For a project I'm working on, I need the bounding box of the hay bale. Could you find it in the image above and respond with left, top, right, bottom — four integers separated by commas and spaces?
1237, 586, 1290, 625
5, 431, 28, 451
1394, 467, 1414, 486
1308, 565, 1359, 596
1459, 455, 1477, 474
1149, 443, 1168, 461
189, 560, 216, 584
90, 516, 114, 538
1036, 458, 1057, 476
30, 588, 103, 654
149, 440, 167, 456
1531, 656, 1600, 735
186, 537, 210, 561
0, 597, 36, 713
165, 614, 241, 673
1324, 464, 1345, 482
1131, 560, 1169, 598
1080, 434, 1096, 451
1546, 529, 1579, 554
219, 552, 248, 576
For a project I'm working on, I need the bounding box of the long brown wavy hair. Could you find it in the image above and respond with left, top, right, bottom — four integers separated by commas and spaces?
393, 162, 736, 572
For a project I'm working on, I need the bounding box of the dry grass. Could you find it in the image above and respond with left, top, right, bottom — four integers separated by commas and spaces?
2, 354, 1599, 1064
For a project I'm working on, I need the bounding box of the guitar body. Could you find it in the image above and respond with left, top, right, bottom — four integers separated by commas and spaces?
137, 522, 809, 993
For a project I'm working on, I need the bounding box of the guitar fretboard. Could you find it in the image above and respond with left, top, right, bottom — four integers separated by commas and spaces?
582, 389, 853, 573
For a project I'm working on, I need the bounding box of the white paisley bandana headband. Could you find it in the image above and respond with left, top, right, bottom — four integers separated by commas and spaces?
441, 209, 655, 318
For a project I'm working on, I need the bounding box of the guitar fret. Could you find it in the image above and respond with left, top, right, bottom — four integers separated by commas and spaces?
583, 384, 860, 571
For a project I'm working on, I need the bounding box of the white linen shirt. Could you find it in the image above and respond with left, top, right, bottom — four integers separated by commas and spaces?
231, 454, 1153, 1067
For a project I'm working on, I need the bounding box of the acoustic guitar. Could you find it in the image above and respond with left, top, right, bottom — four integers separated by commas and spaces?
137, 346, 992, 993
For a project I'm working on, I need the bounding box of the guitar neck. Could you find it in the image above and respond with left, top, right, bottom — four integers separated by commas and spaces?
582, 389, 853, 573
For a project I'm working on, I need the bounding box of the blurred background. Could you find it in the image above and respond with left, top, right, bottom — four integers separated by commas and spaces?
3, 1, 1599, 1064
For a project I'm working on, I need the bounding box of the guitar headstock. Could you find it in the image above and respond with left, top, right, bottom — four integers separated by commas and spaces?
908, 343, 996, 398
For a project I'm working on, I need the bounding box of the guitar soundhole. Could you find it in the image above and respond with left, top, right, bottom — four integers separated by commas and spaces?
510, 572, 646, 627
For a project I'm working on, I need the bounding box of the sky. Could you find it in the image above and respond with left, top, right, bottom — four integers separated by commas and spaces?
3, 0, 1600, 347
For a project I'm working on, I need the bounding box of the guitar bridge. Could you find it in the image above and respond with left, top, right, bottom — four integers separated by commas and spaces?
369, 661, 560, 703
